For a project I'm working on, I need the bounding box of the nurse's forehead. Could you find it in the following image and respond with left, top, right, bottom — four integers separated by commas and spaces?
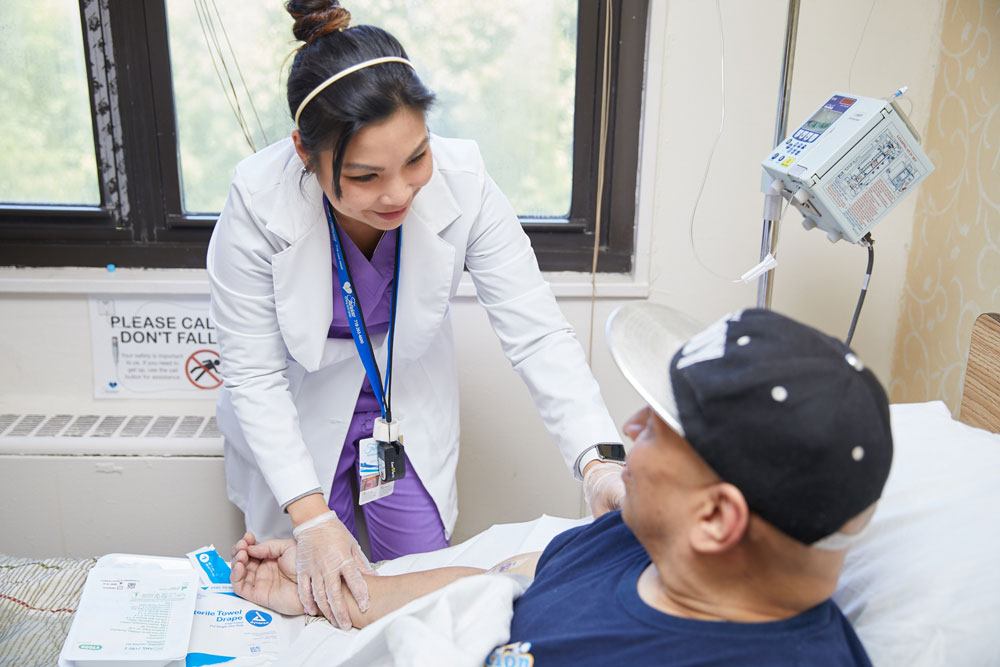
346, 108, 426, 148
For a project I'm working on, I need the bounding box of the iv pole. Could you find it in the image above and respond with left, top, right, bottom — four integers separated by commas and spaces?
756, 0, 800, 308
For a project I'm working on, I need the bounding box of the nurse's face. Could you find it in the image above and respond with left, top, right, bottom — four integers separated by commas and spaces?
296, 106, 433, 235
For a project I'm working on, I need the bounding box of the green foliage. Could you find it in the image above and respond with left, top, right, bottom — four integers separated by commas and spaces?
167, 0, 294, 213
0, 0, 99, 205
352, 0, 576, 217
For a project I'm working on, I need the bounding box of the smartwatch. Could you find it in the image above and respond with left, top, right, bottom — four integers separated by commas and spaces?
575, 442, 626, 479
594, 443, 626, 463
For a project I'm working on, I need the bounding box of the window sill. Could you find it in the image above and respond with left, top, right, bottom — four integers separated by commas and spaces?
0, 266, 649, 299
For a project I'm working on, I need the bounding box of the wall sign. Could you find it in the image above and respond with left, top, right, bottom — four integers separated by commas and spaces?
89, 295, 221, 399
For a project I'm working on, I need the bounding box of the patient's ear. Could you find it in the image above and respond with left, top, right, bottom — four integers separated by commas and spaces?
690, 483, 748, 553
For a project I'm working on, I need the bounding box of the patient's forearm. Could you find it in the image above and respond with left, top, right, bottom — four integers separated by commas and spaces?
345, 567, 485, 628
233, 537, 542, 628
343, 552, 540, 628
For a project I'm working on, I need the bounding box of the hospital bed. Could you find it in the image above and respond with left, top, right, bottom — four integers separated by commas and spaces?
3, 313, 999, 666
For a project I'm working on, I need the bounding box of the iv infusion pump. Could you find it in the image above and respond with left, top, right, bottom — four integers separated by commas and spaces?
761, 93, 934, 244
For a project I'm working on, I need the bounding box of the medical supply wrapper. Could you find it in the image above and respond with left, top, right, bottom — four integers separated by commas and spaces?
60, 566, 199, 665
187, 587, 302, 665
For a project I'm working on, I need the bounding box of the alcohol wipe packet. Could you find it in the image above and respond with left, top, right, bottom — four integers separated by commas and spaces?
187, 545, 232, 585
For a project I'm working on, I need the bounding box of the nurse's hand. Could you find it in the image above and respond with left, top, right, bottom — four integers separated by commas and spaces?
292, 510, 377, 630
583, 461, 626, 518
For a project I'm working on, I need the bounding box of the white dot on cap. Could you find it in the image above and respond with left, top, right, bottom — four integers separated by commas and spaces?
845, 352, 865, 371
771, 386, 788, 402
737, 335, 751, 346
852, 446, 865, 461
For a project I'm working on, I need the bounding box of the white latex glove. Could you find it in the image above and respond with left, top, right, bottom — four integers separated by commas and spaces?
583, 461, 626, 518
292, 510, 377, 629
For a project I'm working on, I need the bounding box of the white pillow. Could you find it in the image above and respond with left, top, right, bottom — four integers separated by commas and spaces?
834, 401, 1000, 667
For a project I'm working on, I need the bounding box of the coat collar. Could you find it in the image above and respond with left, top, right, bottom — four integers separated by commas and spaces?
269, 137, 462, 372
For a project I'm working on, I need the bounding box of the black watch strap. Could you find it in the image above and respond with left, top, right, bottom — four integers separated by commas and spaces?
575, 442, 626, 479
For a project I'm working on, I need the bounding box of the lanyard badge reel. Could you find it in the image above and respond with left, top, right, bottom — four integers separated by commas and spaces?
374, 418, 405, 483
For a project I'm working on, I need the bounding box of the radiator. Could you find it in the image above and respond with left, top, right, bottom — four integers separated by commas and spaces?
0, 412, 221, 455
0, 412, 244, 558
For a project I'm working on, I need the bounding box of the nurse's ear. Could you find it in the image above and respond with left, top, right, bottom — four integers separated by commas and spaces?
292, 130, 311, 173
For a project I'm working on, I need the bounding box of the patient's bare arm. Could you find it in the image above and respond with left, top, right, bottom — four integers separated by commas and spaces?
484, 553, 541, 577
231, 532, 540, 628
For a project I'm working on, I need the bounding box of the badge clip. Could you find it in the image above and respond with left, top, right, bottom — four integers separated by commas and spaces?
374, 418, 405, 482
373, 418, 399, 443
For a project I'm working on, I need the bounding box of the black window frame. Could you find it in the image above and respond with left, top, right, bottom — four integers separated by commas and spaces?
0, 0, 648, 272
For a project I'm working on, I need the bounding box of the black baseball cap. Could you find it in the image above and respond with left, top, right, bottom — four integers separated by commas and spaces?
606, 303, 893, 545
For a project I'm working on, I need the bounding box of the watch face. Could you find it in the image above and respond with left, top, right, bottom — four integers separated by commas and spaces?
596, 443, 626, 461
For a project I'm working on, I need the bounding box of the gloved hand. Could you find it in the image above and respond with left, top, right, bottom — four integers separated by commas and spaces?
583, 461, 626, 518
292, 510, 377, 629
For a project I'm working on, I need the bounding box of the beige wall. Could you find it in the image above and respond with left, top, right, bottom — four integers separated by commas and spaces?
889, 0, 1000, 413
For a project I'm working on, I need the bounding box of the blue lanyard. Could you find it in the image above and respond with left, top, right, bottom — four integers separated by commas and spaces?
323, 195, 400, 422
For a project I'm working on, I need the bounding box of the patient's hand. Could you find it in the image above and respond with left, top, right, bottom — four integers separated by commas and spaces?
231, 532, 304, 616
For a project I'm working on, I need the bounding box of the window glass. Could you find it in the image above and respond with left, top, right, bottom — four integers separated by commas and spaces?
165, 1, 576, 218
0, 0, 99, 205
165, 1, 293, 214
352, 1, 577, 219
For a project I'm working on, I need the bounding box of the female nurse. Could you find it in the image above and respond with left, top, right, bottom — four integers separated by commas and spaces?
207, 0, 625, 630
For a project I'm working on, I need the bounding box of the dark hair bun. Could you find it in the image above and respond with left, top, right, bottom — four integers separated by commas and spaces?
286, 0, 351, 44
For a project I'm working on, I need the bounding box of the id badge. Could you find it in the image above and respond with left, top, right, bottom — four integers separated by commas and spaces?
358, 437, 394, 505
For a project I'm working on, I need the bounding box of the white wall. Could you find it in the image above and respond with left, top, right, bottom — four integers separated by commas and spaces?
0, 0, 944, 555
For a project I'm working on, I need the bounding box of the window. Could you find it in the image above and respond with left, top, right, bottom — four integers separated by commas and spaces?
0, 0, 647, 272
0, 1, 99, 206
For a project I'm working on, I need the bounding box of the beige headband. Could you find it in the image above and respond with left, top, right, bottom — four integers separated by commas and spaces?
294, 56, 414, 128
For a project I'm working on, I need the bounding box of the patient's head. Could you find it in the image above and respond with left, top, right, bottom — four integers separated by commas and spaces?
607, 305, 893, 559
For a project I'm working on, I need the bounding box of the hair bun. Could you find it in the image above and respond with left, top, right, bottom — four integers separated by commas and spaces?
287, 0, 351, 44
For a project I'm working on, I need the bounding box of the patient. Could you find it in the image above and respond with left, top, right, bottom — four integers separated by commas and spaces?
232, 304, 892, 665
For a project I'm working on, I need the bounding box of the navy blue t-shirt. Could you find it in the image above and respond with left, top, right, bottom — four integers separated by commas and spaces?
488, 511, 871, 666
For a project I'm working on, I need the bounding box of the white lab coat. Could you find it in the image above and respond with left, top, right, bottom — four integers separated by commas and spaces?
207, 135, 620, 540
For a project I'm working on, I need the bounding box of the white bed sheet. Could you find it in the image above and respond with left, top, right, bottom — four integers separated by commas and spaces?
834, 401, 1000, 666
275, 514, 590, 667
